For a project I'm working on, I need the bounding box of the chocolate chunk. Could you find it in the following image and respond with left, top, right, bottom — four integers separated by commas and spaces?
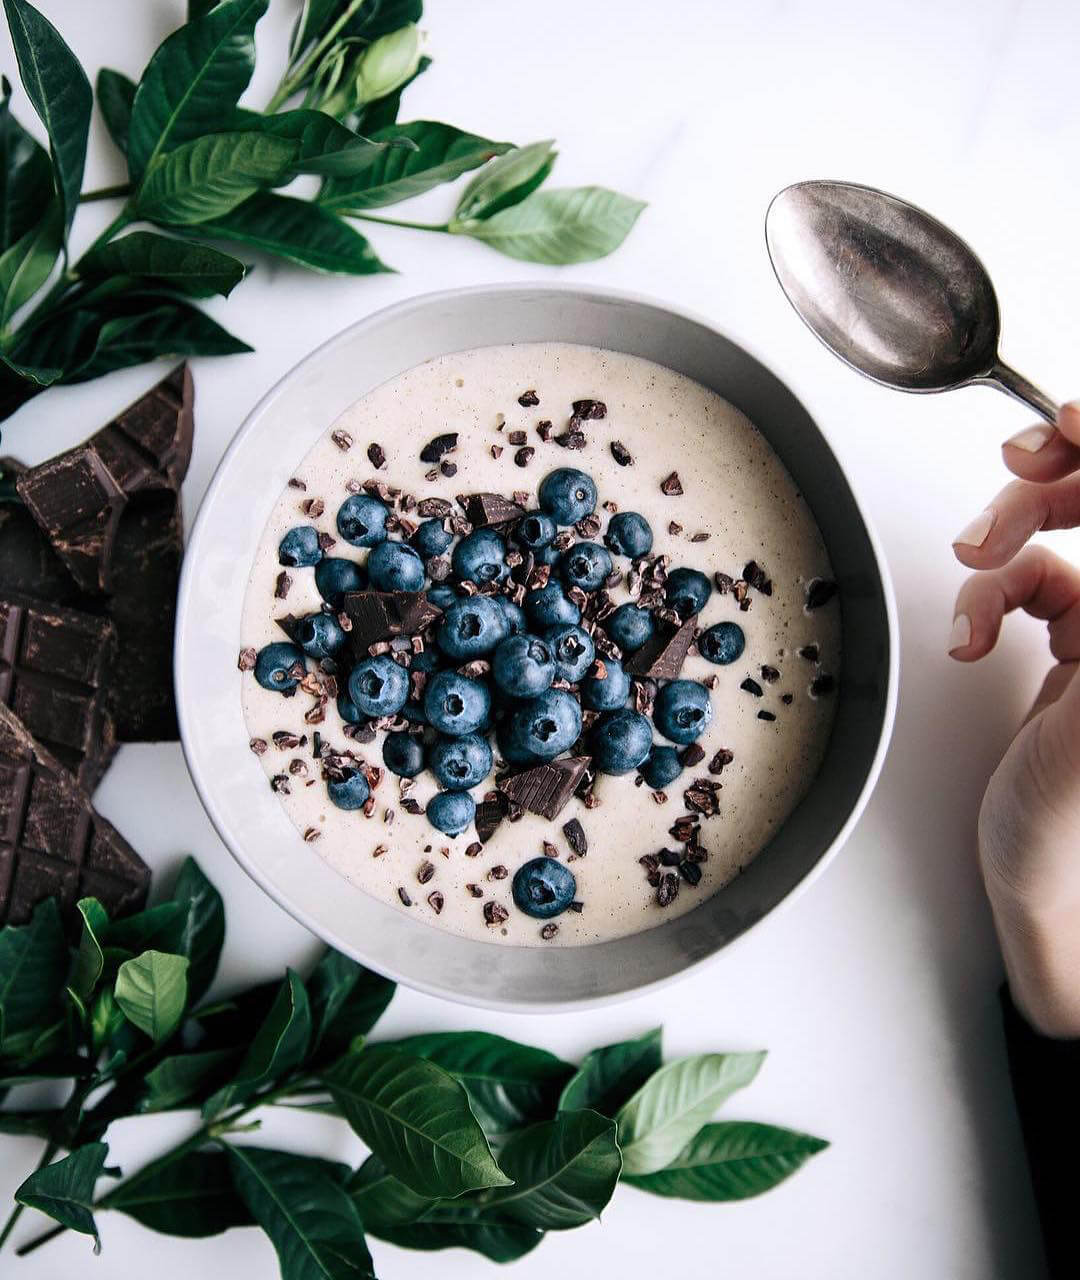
0, 594, 117, 791
571, 399, 606, 420
514, 446, 535, 468
367, 442, 386, 469
341, 591, 443, 657
517, 389, 540, 407
498, 756, 592, 820
416, 497, 452, 518
610, 441, 633, 467
0, 702, 148, 925
660, 471, 683, 496
475, 795, 507, 843
562, 817, 587, 857
743, 561, 772, 596
625, 616, 696, 680
459, 492, 526, 527
507, 430, 528, 446
806, 578, 838, 610
419, 432, 458, 464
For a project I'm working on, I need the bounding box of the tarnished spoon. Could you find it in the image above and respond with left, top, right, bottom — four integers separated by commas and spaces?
765, 179, 1059, 423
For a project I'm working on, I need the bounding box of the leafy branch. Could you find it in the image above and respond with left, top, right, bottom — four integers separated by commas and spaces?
0, 857, 827, 1273
0, 0, 646, 427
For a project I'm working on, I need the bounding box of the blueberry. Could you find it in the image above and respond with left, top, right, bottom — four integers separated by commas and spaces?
698, 621, 746, 665
278, 525, 323, 568
641, 744, 682, 789
653, 679, 712, 744
429, 734, 493, 790
560, 541, 613, 591
367, 540, 425, 592
410, 649, 442, 674
314, 556, 366, 607
589, 708, 653, 775
347, 655, 409, 717
524, 581, 581, 628
337, 691, 364, 723
492, 634, 556, 699
427, 790, 475, 837
514, 510, 557, 552
543, 624, 595, 682
536, 543, 562, 567
296, 611, 347, 659
604, 603, 655, 653
254, 642, 305, 693
452, 528, 508, 585
427, 584, 460, 610
336, 494, 389, 547
327, 768, 370, 811
512, 856, 576, 919
501, 689, 582, 762
382, 731, 425, 778
412, 518, 453, 558
423, 670, 491, 736
581, 658, 631, 711
493, 596, 527, 635
538, 468, 597, 526
437, 597, 510, 660
664, 567, 713, 619
604, 511, 652, 559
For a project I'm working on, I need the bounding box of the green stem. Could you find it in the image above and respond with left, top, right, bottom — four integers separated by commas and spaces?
265, 0, 368, 112
350, 212, 451, 233
0, 1139, 58, 1251
78, 183, 132, 204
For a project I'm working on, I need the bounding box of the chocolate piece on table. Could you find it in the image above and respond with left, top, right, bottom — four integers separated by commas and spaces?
341, 591, 443, 657
15, 365, 193, 594
0, 460, 89, 606
498, 756, 592, 820
0, 593, 118, 791
458, 493, 526, 528
625, 616, 696, 680
0, 702, 148, 926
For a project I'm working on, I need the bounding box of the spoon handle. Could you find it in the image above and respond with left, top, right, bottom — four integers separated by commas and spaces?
983, 360, 1060, 425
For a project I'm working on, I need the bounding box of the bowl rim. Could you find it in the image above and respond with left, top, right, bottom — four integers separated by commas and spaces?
175, 280, 900, 1012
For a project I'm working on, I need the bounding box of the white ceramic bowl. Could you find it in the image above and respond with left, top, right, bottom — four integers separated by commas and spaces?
176, 284, 898, 1011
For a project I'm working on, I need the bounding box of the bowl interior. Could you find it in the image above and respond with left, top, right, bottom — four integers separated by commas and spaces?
177, 285, 896, 1010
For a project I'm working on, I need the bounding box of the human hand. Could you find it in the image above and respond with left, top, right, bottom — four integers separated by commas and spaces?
949, 404, 1080, 1038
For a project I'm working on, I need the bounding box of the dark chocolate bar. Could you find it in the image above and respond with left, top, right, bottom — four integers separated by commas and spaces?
342, 591, 442, 658
498, 756, 592, 820
0, 702, 148, 926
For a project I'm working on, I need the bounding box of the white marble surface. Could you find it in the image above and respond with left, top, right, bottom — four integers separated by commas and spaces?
3, 1, 1078, 1276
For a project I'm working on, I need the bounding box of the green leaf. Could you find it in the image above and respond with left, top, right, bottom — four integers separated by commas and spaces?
318, 121, 512, 211
2, 0, 92, 236
624, 1121, 829, 1201
170, 856, 226, 1004
615, 1051, 766, 1176
233, 107, 407, 179
89, 987, 124, 1053
0, 197, 58, 323
386, 1031, 572, 1137
78, 230, 245, 298
0, 1107, 55, 1137
140, 1048, 239, 1111
95, 68, 135, 157
287, 0, 340, 64
314, 24, 422, 119
325, 1045, 510, 1198
114, 950, 189, 1042
15, 1142, 107, 1242
127, 0, 268, 182
306, 949, 395, 1060
227, 1145, 374, 1279
344, 0, 423, 42
203, 969, 311, 1117
105, 902, 187, 955
188, 0, 220, 18
135, 130, 299, 226
66, 897, 109, 1015
558, 1026, 662, 1117
346, 1155, 433, 1231
482, 1109, 621, 1230
454, 140, 556, 224
354, 55, 428, 134
453, 185, 646, 264
0, 897, 67, 1055
0, 75, 52, 249
197, 192, 391, 275
104, 1149, 253, 1236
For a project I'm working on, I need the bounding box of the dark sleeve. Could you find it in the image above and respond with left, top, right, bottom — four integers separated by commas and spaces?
1001, 986, 1080, 1279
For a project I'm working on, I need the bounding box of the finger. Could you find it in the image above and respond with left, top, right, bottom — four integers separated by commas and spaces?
952, 473, 1080, 569
948, 545, 1080, 661
1024, 661, 1078, 725
1001, 402, 1080, 483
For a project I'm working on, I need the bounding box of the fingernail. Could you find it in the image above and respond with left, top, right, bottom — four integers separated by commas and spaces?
953, 509, 995, 548
948, 613, 972, 653
1005, 425, 1054, 453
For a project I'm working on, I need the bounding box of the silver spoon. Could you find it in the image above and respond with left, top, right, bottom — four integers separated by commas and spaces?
765, 179, 1059, 423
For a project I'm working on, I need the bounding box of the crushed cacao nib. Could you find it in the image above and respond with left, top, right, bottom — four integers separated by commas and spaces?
679, 743, 706, 767
702, 674, 717, 690
798, 644, 820, 662
554, 428, 586, 449
518, 389, 540, 407
401, 797, 423, 815
488, 864, 508, 881
684, 779, 721, 816
657, 872, 680, 906
371, 843, 388, 858
303, 826, 321, 842
660, 471, 683, 496
743, 561, 772, 595
494, 413, 505, 431
331, 430, 353, 451
507, 430, 528, 446
366, 442, 386, 469
610, 440, 633, 467
713, 571, 734, 594
270, 774, 290, 794
288, 477, 307, 490
571, 399, 606, 420
440, 461, 457, 477
668, 521, 683, 536
301, 496, 324, 517
397, 887, 413, 907
317, 532, 336, 552
249, 737, 268, 755
426, 556, 450, 582
465, 841, 483, 857
602, 499, 618, 513
419, 432, 458, 464
690, 531, 710, 543
639, 853, 660, 874
562, 817, 587, 857
758, 710, 776, 721
417, 860, 436, 884
383, 808, 395, 825
781, 692, 794, 705
568, 900, 584, 913
459, 659, 491, 679
574, 512, 601, 539
424, 468, 439, 482
514, 446, 535, 468
657, 849, 682, 867
760, 664, 780, 683
740, 677, 764, 697
344, 721, 376, 743
512, 490, 529, 506
540, 922, 559, 940
806, 578, 838, 610
810, 673, 836, 697
708, 748, 734, 774
238, 646, 257, 671
274, 571, 293, 599
679, 860, 703, 887
417, 497, 452, 518
345, 478, 363, 494
651, 790, 668, 804
537, 419, 553, 441
632, 677, 658, 714
491, 445, 504, 459
552, 530, 575, 551
272, 730, 302, 750
483, 901, 509, 926
669, 815, 700, 843
427, 891, 444, 914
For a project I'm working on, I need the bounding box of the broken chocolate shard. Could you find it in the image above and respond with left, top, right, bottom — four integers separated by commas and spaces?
0, 593, 118, 792
341, 591, 442, 657
474, 794, 507, 843
498, 756, 592, 820
458, 492, 526, 528
625, 616, 696, 680
0, 701, 149, 926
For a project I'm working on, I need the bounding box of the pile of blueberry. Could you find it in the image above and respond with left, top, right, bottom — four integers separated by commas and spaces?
251, 466, 750, 919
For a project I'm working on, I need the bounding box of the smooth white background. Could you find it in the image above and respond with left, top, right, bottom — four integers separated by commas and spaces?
2, 1, 1078, 1276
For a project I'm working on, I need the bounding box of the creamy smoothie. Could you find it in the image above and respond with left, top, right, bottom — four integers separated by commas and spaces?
238, 343, 841, 946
